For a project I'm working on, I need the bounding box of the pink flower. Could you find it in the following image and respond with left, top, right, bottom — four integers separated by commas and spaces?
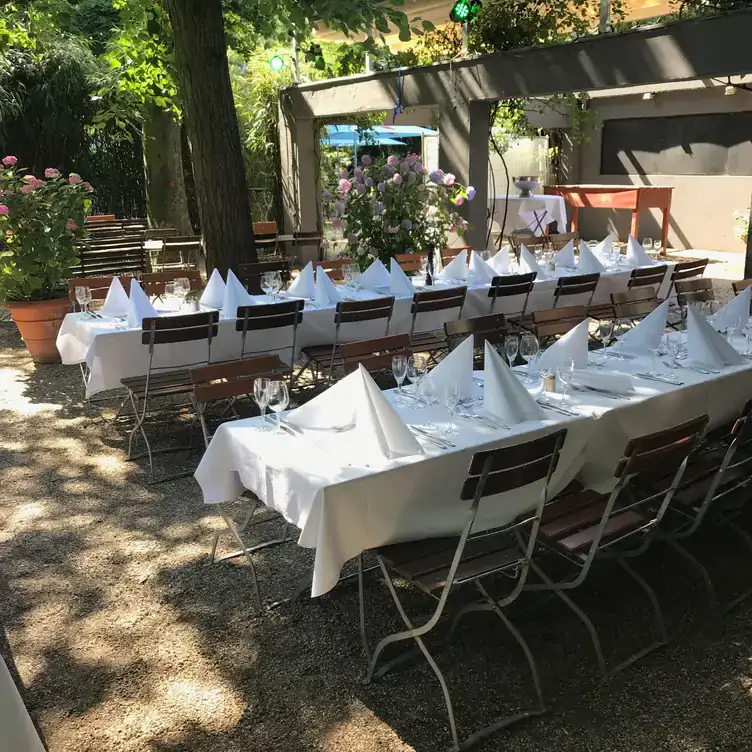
400, 160, 410, 174
84, 182, 94, 193
331, 217, 343, 230
338, 178, 352, 194
387, 225, 399, 234
23, 174, 36, 182
455, 196, 464, 206
20, 184, 35, 194
44, 168, 60, 178
2, 156, 17, 167
0, 204, 8, 216
418, 184, 426, 193
393, 174, 403, 186
353, 167, 363, 180
66, 220, 78, 230
407, 154, 418, 165
387, 155, 399, 168
449, 225, 457, 233
68, 173, 82, 185
361, 155, 372, 166
443, 173, 456, 187
339, 169, 349, 179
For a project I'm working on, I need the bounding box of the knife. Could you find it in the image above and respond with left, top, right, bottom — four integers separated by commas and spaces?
536, 399, 579, 417
410, 425, 455, 448
634, 372, 684, 386
573, 384, 629, 400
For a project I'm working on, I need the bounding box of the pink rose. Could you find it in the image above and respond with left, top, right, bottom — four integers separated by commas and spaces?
2, 156, 17, 167
331, 217, 343, 230
455, 196, 464, 206
66, 220, 78, 230
84, 182, 94, 193
387, 155, 399, 168
0, 204, 8, 216
443, 173, 456, 187
338, 178, 352, 194
361, 155, 372, 166
393, 174, 403, 186
418, 184, 426, 192
44, 168, 60, 178
449, 224, 457, 233
23, 174, 36, 182
68, 173, 82, 185
387, 225, 399, 234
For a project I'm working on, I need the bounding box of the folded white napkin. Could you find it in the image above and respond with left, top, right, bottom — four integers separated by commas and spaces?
593, 233, 614, 261
286, 364, 422, 461
286, 261, 315, 299
438, 249, 468, 281
713, 285, 751, 331
488, 245, 511, 275
467, 251, 498, 286
360, 259, 391, 290
578, 244, 606, 274
315, 266, 343, 307
427, 334, 475, 399
519, 244, 546, 278
390, 257, 416, 297
536, 318, 590, 371
483, 342, 544, 424
127, 279, 159, 329
625, 236, 656, 267
101, 277, 130, 318
572, 369, 634, 394
619, 300, 669, 355
222, 269, 254, 318
686, 305, 744, 368
554, 240, 576, 268
200, 269, 226, 310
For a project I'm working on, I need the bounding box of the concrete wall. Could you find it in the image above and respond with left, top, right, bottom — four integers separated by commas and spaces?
573, 84, 752, 252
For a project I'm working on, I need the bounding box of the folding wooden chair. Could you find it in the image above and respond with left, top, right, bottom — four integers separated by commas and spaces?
67, 275, 135, 308
298, 297, 396, 385
408, 287, 467, 363
144, 226, 179, 242
549, 232, 580, 251
488, 272, 537, 322
667, 258, 708, 299
732, 279, 752, 296
445, 314, 506, 368
239, 259, 293, 295
553, 273, 600, 309
162, 235, 203, 270
532, 305, 587, 342
675, 278, 715, 308
627, 265, 669, 293
74, 236, 147, 277
394, 252, 428, 273
121, 311, 220, 482
527, 415, 708, 676
253, 220, 279, 258
340, 334, 412, 377
286, 230, 323, 261
236, 299, 304, 374
141, 270, 204, 298
611, 287, 659, 324
441, 246, 471, 266
313, 258, 350, 281
360, 429, 567, 752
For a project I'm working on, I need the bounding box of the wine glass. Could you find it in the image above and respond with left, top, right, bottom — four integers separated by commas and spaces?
418, 256, 429, 278
342, 265, 353, 289
267, 380, 290, 433
442, 383, 460, 435
270, 271, 283, 300
253, 376, 271, 430
392, 354, 408, 404
505, 334, 519, 369
261, 272, 275, 301
642, 237, 653, 252
599, 319, 614, 359
481, 250, 491, 262
519, 333, 539, 383
165, 281, 177, 312
75, 285, 92, 317
175, 277, 190, 309
407, 354, 427, 408
557, 358, 575, 402
350, 266, 362, 291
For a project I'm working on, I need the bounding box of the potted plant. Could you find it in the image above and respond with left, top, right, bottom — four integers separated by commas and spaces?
321, 153, 475, 268
0, 156, 94, 362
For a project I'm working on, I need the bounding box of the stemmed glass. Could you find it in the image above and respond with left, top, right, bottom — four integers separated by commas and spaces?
261, 272, 275, 301
269, 271, 283, 300
165, 281, 177, 312
442, 383, 460, 435
407, 354, 427, 408
419, 256, 429, 279
267, 380, 290, 433
519, 333, 539, 383
642, 237, 653, 252
175, 277, 190, 310
744, 318, 752, 356
75, 285, 93, 317
557, 358, 575, 402
505, 334, 519, 370
349, 265, 362, 291
392, 355, 408, 404
253, 376, 271, 430
599, 320, 614, 360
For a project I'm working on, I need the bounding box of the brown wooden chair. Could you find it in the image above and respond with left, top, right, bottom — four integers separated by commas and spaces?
395, 252, 428, 273
441, 246, 471, 266
445, 314, 506, 367
313, 258, 350, 281
141, 270, 204, 298
87, 214, 117, 223
611, 288, 659, 322
236, 299, 304, 374
298, 297, 396, 385
733, 279, 752, 296
162, 235, 203, 270
286, 231, 323, 261
85, 221, 126, 239
67, 275, 135, 306
675, 278, 715, 308
549, 232, 580, 251
253, 221, 279, 257
408, 287, 467, 361
340, 334, 412, 377
239, 259, 293, 295
488, 272, 537, 323
627, 265, 669, 292
532, 305, 587, 341
73, 236, 147, 277
507, 234, 545, 253
553, 273, 600, 309
144, 226, 179, 241
122, 217, 149, 232
668, 258, 708, 296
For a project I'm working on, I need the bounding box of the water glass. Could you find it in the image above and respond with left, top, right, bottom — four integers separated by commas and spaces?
648, 345, 662, 376
642, 237, 654, 251
442, 383, 460, 435
164, 282, 177, 311
175, 277, 190, 309
480, 250, 491, 262
392, 355, 408, 403
75, 285, 93, 317
269, 270, 283, 299
505, 334, 519, 369
267, 380, 290, 433
519, 333, 539, 383
253, 376, 271, 429
419, 257, 429, 278
407, 354, 427, 408
557, 358, 575, 402
599, 320, 614, 356
745, 319, 752, 356
261, 272, 275, 300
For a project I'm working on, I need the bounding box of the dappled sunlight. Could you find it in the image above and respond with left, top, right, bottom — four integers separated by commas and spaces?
0, 367, 62, 414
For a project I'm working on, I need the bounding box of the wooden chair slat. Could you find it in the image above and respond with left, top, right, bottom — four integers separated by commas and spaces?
235, 300, 304, 331
445, 314, 506, 352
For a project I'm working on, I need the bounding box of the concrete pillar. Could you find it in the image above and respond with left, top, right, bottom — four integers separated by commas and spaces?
439, 99, 490, 251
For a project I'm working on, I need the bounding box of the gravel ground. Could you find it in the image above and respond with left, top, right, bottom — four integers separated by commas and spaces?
3, 280, 752, 752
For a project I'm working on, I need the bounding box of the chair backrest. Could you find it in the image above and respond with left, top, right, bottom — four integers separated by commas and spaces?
670, 258, 708, 287
410, 287, 467, 335
553, 273, 600, 308
532, 305, 587, 339
253, 221, 278, 237
611, 287, 659, 320
340, 334, 412, 376
508, 234, 544, 252
87, 214, 117, 223
487, 272, 537, 316
86, 221, 125, 238
627, 265, 669, 291
74, 236, 147, 277
253, 221, 279, 257
239, 259, 293, 294
122, 218, 148, 230
67, 275, 134, 302
732, 279, 752, 296
144, 227, 179, 241
445, 314, 506, 352
548, 232, 580, 251
335, 296, 395, 327
675, 278, 714, 308
191, 354, 286, 404
141, 310, 219, 348
314, 259, 350, 281
395, 252, 427, 273
141, 270, 204, 297
290, 231, 323, 259
235, 299, 304, 365
441, 246, 471, 266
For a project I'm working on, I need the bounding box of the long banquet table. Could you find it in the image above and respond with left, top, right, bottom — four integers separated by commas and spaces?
195, 338, 751, 598
56, 262, 675, 397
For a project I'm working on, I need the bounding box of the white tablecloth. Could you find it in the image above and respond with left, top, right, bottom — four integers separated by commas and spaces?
195, 342, 751, 597
56, 262, 675, 397
0, 654, 45, 752
489, 194, 568, 235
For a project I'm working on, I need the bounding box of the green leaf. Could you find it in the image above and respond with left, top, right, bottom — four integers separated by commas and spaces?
422, 20, 436, 31
398, 27, 412, 42
374, 17, 390, 34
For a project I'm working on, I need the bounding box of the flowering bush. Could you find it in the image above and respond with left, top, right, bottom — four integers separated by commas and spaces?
734, 209, 749, 245
322, 152, 475, 268
0, 156, 93, 304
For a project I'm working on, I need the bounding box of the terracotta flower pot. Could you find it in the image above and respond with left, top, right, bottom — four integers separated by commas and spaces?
7, 298, 73, 364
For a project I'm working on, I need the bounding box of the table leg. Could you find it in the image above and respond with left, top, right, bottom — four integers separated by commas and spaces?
660, 205, 671, 254
571, 206, 580, 233
630, 209, 640, 240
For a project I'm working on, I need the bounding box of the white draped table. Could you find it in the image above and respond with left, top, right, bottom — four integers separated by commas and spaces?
56, 262, 675, 397
195, 345, 751, 598
489, 194, 568, 235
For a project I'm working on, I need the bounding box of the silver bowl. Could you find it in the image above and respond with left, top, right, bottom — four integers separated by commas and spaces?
513, 176, 540, 198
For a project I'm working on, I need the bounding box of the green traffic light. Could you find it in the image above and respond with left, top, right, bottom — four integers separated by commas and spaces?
270, 55, 285, 72
449, 0, 470, 22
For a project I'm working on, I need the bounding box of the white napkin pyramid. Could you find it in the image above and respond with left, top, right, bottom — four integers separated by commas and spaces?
592, 233, 614, 261
389, 258, 415, 297
625, 236, 656, 267
577, 243, 606, 274
127, 279, 159, 329
488, 245, 511, 275
286, 364, 423, 461
101, 277, 130, 318
427, 335, 475, 399
315, 266, 343, 307
286, 261, 315, 299
554, 240, 576, 268
360, 259, 391, 290
686, 305, 744, 368
519, 244, 546, 279
536, 318, 590, 371
222, 269, 254, 318
467, 251, 498, 286
483, 342, 544, 424
200, 269, 226, 309
572, 369, 634, 395
438, 249, 468, 282
713, 285, 751, 331
618, 300, 669, 355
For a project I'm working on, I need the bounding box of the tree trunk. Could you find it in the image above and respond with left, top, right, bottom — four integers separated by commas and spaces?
142, 104, 193, 234
163, 0, 256, 272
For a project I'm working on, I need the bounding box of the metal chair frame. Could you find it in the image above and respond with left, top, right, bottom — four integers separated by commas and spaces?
340, 334, 412, 377
627, 265, 669, 293
553, 273, 600, 309
488, 272, 537, 319
408, 287, 467, 363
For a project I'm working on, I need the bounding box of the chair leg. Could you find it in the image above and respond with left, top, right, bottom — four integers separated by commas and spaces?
721, 521, 752, 612
665, 538, 719, 621
220, 511, 263, 613
358, 554, 371, 664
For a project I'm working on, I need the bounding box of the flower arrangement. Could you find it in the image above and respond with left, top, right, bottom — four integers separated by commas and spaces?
321, 153, 475, 268
0, 156, 94, 304
734, 209, 749, 245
